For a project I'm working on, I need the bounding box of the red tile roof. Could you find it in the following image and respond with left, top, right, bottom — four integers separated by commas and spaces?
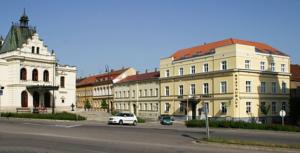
117, 71, 160, 84
76, 68, 129, 87
171, 38, 288, 61
291, 64, 300, 81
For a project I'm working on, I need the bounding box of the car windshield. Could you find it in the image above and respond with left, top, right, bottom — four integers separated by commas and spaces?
115, 113, 124, 116
163, 116, 171, 120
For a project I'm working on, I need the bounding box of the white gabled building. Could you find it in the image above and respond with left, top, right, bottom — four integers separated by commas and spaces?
0, 11, 76, 112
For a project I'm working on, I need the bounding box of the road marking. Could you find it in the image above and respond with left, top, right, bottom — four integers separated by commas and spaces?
23, 122, 82, 128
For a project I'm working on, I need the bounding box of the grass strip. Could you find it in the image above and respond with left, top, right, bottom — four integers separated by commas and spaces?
1, 112, 86, 121
202, 136, 300, 149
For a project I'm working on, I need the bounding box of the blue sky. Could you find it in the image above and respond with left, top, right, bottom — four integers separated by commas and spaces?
0, 0, 299, 77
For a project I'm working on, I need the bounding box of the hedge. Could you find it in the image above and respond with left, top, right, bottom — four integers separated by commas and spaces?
185, 120, 300, 132
1, 112, 86, 121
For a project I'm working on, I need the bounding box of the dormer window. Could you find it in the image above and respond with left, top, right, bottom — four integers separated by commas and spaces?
31, 46, 35, 53
37, 47, 40, 54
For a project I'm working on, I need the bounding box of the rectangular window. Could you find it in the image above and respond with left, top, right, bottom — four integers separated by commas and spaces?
203, 83, 209, 94
281, 64, 285, 72
145, 103, 148, 110
205, 102, 209, 113
179, 68, 184, 76
150, 89, 153, 97
220, 102, 227, 114
132, 90, 135, 98
144, 89, 147, 97
246, 102, 251, 113
282, 82, 287, 94
246, 81, 251, 93
260, 62, 265, 71
272, 82, 277, 93
139, 90, 142, 97
36, 47, 40, 54
165, 103, 170, 112
271, 63, 275, 72
190, 84, 195, 95
165, 70, 170, 77
179, 102, 184, 112
245, 60, 250, 69
179, 85, 184, 96
220, 81, 227, 93
203, 63, 209, 72
155, 88, 158, 97
261, 82, 266, 93
123, 91, 126, 98
272, 102, 276, 114
221, 61, 227, 70
128, 91, 130, 98
190, 65, 195, 74
150, 103, 153, 111
282, 102, 286, 111
165, 86, 169, 96
60, 76, 65, 88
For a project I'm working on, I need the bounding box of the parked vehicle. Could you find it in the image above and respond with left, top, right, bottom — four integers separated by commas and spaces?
160, 116, 173, 125
108, 112, 137, 126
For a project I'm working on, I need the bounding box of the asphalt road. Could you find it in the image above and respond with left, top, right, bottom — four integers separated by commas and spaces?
0, 119, 299, 153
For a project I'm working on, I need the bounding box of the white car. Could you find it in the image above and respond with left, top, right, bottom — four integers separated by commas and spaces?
108, 112, 138, 126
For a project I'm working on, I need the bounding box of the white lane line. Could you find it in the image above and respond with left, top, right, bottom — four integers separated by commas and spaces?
24, 122, 82, 128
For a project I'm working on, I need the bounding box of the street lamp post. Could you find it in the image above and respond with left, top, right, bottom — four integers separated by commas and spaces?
105, 65, 110, 113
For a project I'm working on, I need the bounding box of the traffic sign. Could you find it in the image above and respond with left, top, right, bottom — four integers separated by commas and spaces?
279, 110, 286, 117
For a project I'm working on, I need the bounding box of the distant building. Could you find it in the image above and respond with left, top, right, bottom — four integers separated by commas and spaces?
0, 11, 76, 112
290, 64, 300, 124
113, 70, 160, 119
76, 68, 136, 111
160, 38, 290, 122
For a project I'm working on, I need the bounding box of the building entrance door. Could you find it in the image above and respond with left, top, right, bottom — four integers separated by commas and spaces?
191, 103, 197, 120
133, 104, 137, 115
33, 92, 40, 107
44, 92, 51, 107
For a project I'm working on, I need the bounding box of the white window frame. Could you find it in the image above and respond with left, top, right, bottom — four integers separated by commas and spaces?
203, 83, 209, 94
203, 63, 209, 72
165, 69, 170, 77
246, 81, 251, 93
261, 82, 266, 93
190, 65, 196, 74
220, 81, 227, 93
282, 82, 287, 94
190, 84, 195, 95
245, 60, 250, 69
281, 64, 285, 72
246, 102, 251, 113
179, 67, 184, 76
271, 63, 275, 72
220, 102, 227, 114
220, 61, 227, 70
260, 61, 265, 71
179, 85, 184, 96
165, 86, 169, 96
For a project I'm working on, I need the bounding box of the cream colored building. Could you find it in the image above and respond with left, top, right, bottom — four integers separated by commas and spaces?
160, 38, 290, 122
76, 68, 136, 111
113, 71, 160, 119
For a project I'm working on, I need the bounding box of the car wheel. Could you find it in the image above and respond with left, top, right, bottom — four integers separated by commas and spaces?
119, 120, 123, 125
133, 120, 137, 126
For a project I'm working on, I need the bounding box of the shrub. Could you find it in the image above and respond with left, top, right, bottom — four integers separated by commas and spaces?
101, 99, 108, 109
1, 112, 86, 121
137, 117, 146, 123
84, 100, 92, 110
185, 120, 300, 132
111, 111, 119, 116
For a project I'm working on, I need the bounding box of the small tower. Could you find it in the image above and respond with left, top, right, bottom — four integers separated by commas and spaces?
19, 9, 29, 28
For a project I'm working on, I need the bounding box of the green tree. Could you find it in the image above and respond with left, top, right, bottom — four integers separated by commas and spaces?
101, 99, 108, 109
259, 104, 270, 124
84, 100, 91, 111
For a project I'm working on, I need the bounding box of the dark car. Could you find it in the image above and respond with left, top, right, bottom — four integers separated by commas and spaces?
160, 116, 173, 125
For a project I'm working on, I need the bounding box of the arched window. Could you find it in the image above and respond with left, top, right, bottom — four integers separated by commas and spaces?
43, 70, 49, 82
32, 69, 38, 81
21, 91, 28, 107
20, 68, 27, 80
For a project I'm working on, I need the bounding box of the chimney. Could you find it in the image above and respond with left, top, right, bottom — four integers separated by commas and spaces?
154, 68, 157, 72
145, 69, 148, 73
136, 71, 139, 74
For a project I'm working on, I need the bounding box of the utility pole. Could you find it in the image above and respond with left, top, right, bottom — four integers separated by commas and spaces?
205, 103, 210, 139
